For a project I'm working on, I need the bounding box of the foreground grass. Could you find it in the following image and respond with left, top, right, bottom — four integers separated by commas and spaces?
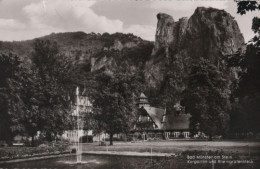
81, 140, 260, 156
127, 152, 258, 169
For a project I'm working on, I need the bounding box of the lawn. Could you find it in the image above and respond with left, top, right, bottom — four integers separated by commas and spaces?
80, 140, 260, 155
78, 140, 260, 168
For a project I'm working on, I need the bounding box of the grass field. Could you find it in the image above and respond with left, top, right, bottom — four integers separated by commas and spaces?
1, 140, 259, 169
80, 140, 260, 155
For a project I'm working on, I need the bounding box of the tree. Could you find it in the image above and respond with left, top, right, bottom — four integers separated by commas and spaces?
0, 53, 25, 144
226, 1, 260, 135
0, 40, 76, 145
227, 44, 260, 133
18, 67, 42, 145
93, 72, 138, 145
236, 0, 260, 47
29, 39, 73, 141
184, 59, 231, 140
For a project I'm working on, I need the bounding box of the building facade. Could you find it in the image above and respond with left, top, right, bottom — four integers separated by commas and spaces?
132, 93, 191, 140
62, 88, 94, 143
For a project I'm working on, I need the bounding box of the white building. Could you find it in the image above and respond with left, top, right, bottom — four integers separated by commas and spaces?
62, 87, 94, 143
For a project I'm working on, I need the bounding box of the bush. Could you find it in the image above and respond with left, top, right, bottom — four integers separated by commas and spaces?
0, 144, 70, 160
80, 135, 93, 143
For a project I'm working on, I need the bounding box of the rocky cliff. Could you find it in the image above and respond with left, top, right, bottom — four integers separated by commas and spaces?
145, 7, 245, 89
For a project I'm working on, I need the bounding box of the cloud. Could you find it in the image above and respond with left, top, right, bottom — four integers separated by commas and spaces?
124, 25, 156, 41
0, 0, 125, 41
149, 0, 228, 11
0, 0, 156, 41
0, 0, 157, 41
22, 0, 123, 33
0, 19, 26, 30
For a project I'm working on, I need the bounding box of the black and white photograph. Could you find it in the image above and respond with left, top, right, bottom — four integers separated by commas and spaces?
0, 0, 259, 168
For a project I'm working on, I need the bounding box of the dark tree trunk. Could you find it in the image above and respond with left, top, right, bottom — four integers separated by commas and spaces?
46, 132, 52, 142
162, 131, 165, 140
109, 133, 113, 145
208, 134, 213, 141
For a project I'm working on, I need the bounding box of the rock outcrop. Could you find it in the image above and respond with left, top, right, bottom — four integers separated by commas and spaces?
145, 7, 245, 88
152, 13, 189, 57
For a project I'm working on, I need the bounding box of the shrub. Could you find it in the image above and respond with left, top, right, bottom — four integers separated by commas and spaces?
0, 144, 70, 160
80, 135, 93, 143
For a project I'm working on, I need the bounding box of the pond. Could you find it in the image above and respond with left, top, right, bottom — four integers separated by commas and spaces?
2, 154, 257, 169
0, 155, 159, 169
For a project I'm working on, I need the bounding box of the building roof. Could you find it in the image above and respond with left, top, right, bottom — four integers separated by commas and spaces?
163, 113, 191, 130
144, 107, 164, 129
142, 107, 191, 131
140, 93, 147, 98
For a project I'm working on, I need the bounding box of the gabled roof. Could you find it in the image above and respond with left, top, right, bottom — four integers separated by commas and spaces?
143, 107, 164, 129
140, 93, 147, 98
141, 106, 191, 131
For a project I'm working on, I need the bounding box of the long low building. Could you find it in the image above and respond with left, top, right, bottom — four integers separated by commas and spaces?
131, 93, 191, 140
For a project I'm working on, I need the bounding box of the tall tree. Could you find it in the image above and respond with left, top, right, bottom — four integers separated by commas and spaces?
228, 44, 260, 133
184, 59, 231, 140
0, 53, 25, 144
227, 1, 260, 134
93, 72, 138, 145
30, 39, 73, 141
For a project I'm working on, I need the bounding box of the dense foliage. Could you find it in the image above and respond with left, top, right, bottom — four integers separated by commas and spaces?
0, 32, 148, 145
0, 40, 75, 145
184, 59, 231, 139
0, 53, 24, 144
92, 72, 143, 145
227, 0, 260, 134
236, 0, 260, 47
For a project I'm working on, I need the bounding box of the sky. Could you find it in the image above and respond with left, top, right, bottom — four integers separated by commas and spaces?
0, 0, 259, 42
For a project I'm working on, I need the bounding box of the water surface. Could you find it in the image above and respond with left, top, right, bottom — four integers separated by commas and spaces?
1, 155, 155, 169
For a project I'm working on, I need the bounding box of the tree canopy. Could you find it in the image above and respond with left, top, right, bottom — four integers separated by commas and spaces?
184, 59, 231, 140
236, 0, 260, 47
227, 0, 260, 134
93, 72, 140, 145
0, 53, 24, 144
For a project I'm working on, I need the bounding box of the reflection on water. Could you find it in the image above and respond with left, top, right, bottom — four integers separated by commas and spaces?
1, 155, 152, 169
